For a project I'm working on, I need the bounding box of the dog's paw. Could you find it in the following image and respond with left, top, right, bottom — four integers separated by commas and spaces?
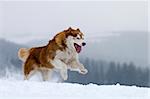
63, 75, 68, 80
79, 68, 88, 75
61, 72, 68, 80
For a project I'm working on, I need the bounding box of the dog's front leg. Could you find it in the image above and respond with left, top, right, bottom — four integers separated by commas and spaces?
51, 59, 68, 80
75, 62, 88, 75
69, 59, 88, 75
78, 63, 88, 75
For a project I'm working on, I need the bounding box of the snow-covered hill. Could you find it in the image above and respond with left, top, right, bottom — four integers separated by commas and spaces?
0, 79, 149, 99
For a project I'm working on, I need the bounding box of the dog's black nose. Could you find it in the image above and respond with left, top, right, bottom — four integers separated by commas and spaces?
82, 42, 86, 46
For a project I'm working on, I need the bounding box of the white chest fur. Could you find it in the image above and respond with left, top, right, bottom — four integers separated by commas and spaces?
55, 48, 77, 64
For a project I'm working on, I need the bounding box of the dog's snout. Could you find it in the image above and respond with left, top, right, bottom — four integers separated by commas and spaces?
82, 42, 86, 46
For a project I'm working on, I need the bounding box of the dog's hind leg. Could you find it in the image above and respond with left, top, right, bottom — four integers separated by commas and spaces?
51, 59, 68, 80
23, 59, 38, 80
40, 69, 50, 81
24, 70, 37, 80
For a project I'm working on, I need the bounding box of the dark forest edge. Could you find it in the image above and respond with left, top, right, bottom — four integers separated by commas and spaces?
0, 39, 149, 87
66, 57, 150, 88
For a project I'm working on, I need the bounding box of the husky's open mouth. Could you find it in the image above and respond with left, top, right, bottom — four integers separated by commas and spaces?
74, 43, 82, 53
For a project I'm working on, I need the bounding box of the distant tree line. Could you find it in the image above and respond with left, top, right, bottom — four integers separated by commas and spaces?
0, 39, 149, 87
67, 58, 150, 87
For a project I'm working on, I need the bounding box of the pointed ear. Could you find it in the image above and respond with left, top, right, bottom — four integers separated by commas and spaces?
66, 27, 72, 33
68, 27, 72, 30
55, 33, 66, 48
68, 27, 73, 32
77, 28, 80, 32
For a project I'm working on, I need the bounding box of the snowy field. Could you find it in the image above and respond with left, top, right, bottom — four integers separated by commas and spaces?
0, 79, 149, 99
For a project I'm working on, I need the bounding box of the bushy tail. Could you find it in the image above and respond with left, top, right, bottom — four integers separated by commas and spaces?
18, 48, 30, 62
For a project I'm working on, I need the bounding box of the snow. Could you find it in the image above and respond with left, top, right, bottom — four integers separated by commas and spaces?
0, 79, 149, 99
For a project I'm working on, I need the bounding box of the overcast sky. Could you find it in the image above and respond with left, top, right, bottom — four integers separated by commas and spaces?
0, 1, 148, 43
0, 0, 148, 67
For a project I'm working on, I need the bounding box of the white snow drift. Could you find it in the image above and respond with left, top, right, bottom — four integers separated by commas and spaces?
0, 79, 149, 99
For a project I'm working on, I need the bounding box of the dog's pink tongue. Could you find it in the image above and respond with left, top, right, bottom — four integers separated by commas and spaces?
76, 46, 81, 53
75, 44, 82, 53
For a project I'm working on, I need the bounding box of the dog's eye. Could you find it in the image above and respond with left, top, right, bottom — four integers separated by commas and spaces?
77, 37, 80, 40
